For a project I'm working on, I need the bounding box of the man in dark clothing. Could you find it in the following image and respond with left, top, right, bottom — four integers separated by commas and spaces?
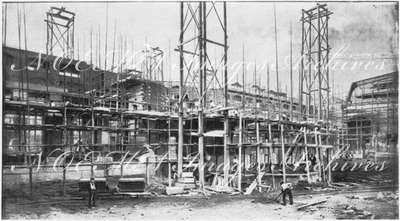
88, 178, 97, 208
280, 181, 293, 206
309, 153, 317, 167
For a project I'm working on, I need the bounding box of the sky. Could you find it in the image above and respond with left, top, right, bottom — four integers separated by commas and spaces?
2, 1, 398, 98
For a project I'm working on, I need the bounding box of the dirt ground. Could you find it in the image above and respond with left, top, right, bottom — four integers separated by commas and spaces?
2, 166, 399, 220
3, 184, 398, 220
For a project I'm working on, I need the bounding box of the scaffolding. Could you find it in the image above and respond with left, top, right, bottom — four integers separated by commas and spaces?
2, 5, 179, 197
299, 4, 333, 123
170, 3, 337, 193
45, 7, 75, 58
3, 3, 345, 198
142, 46, 164, 81
177, 2, 229, 187
2, 44, 182, 195
342, 72, 398, 160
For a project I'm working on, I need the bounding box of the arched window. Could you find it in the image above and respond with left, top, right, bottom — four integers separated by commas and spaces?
283, 104, 289, 110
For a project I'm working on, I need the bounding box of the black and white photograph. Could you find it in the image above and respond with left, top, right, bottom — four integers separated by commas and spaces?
1, 0, 399, 219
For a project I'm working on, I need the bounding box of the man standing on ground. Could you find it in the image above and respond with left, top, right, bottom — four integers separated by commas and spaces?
88, 177, 97, 208
280, 181, 293, 206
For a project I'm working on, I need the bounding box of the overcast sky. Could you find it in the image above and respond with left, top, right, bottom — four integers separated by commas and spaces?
2, 1, 398, 98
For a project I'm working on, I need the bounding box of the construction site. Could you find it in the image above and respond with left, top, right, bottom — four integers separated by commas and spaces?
2, 2, 399, 220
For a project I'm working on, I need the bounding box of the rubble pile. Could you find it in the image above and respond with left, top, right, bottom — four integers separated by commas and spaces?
375, 191, 399, 201
145, 176, 167, 195
362, 191, 399, 202
337, 204, 375, 219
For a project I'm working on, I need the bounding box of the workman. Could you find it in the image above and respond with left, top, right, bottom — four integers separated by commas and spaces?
88, 177, 97, 208
280, 181, 293, 206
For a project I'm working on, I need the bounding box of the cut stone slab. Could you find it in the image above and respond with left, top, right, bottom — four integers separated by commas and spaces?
175, 183, 196, 190
178, 177, 195, 183
376, 192, 385, 199
181, 172, 194, 178
166, 186, 185, 195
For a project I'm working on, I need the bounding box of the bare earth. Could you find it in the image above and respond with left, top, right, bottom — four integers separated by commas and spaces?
3, 185, 398, 220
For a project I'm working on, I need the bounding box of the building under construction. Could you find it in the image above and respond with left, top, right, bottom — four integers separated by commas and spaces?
342, 72, 398, 160
2, 3, 398, 198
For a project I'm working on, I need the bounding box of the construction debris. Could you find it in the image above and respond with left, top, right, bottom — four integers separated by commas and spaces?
244, 172, 265, 195
337, 204, 375, 219
345, 196, 359, 199
296, 200, 327, 210
166, 187, 185, 195
312, 187, 337, 192
204, 186, 236, 194
376, 192, 385, 200
376, 192, 399, 201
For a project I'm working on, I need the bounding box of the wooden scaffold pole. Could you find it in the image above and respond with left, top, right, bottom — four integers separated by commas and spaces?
198, 1, 205, 189
238, 113, 243, 191
22, 5, 34, 198
90, 28, 95, 179
242, 44, 245, 113
314, 128, 321, 180
303, 129, 311, 183
290, 22, 293, 121
267, 64, 270, 120
268, 123, 275, 188
256, 121, 261, 191
168, 116, 172, 187
223, 1, 230, 187
178, 2, 184, 177
280, 124, 286, 183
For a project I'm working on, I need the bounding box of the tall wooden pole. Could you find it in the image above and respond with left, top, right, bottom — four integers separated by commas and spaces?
168, 117, 172, 187
111, 20, 117, 73
267, 64, 270, 120
203, 2, 207, 106
256, 122, 261, 191
223, 2, 229, 186
22, 5, 33, 199
280, 124, 286, 183
317, 5, 322, 121
198, 2, 205, 188
178, 2, 184, 177
273, 3, 279, 93
307, 9, 312, 120
300, 10, 305, 120
314, 128, 321, 179
304, 129, 310, 183
90, 28, 95, 179
326, 8, 330, 131
274, 3, 281, 124
290, 22, 293, 121
104, 4, 108, 71
268, 123, 274, 188
242, 44, 245, 112
98, 27, 101, 70
238, 113, 243, 191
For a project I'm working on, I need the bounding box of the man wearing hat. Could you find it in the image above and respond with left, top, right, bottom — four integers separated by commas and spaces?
88, 177, 97, 208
